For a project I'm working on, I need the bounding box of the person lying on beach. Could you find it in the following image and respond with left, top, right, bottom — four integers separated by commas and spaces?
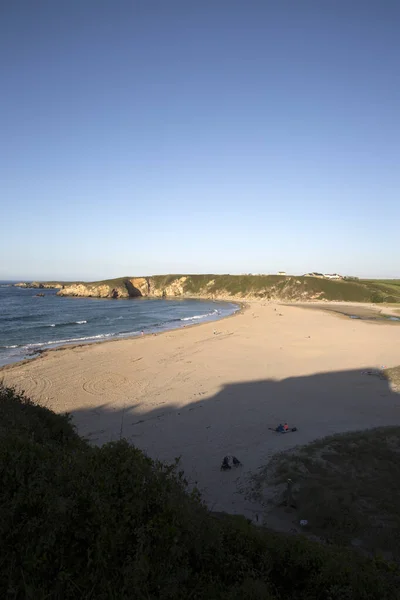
269, 423, 297, 433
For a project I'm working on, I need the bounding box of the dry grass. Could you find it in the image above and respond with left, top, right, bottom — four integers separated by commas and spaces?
253, 426, 400, 560
385, 366, 400, 391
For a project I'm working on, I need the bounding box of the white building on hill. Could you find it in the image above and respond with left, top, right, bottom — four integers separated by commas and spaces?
304, 273, 343, 280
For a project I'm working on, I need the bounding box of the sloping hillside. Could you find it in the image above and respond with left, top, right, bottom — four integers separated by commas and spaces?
52, 275, 400, 303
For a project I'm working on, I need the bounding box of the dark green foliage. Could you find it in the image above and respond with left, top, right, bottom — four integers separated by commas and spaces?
0, 386, 398, 599
0, 385, 83, 449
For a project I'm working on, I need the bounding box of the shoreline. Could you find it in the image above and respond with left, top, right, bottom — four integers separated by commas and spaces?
0, 299, 245, 373
2, 297, 398, 375
1, 298, 398, 375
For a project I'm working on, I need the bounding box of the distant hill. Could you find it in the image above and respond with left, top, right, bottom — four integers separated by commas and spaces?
18, 274, 399, 303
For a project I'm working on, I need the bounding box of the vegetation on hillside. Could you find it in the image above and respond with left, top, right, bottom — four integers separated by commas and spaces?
385, 365, 400, 391
1, 385, 399, 599
252, 425, 400, 561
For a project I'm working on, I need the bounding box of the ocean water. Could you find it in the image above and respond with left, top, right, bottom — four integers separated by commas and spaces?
0, 283, 239, 367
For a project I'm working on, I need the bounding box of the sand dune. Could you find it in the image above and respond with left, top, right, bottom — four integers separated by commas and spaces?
2, 301, 400, 522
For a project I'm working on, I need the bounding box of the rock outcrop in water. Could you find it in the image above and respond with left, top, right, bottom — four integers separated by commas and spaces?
14, 282, 64, 289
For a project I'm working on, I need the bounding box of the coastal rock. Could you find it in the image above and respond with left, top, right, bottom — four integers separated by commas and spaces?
150, 276, 188, 298
14, 282, 63, 290
58, 277, 188, 299
129, 278, 150, 296
57, 283, 122, 298
57, 279, 147, 299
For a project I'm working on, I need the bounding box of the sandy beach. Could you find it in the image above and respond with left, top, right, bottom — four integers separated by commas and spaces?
2, 301, 400, 522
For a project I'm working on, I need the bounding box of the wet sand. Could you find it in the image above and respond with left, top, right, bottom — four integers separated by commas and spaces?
2, 300, 400, 522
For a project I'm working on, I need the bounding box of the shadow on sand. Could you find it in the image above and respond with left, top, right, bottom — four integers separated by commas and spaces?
65, 368, 400, 523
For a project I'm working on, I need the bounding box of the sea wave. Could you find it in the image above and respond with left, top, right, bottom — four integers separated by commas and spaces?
47, 320, 87, 327
27, 333, 113, 348
2, 333, 113, 350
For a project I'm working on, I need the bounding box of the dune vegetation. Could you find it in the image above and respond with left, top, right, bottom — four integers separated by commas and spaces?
252, 425, 400, 561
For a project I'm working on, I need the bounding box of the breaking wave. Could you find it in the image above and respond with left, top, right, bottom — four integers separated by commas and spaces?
47, 320, 87, 327
180, 309, 219, 322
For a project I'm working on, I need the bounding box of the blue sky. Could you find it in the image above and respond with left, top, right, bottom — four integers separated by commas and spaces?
1, 0, 399, 280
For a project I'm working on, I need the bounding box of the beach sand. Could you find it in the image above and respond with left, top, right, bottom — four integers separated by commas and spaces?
2, 301, 400, 522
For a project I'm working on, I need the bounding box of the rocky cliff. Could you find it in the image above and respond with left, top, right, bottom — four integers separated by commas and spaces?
57, 278, 149, 299
15, 282, 64, 289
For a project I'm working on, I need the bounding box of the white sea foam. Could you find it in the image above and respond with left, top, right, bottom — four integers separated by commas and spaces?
23, 333, 113, 348
181, 309, 219, 321
47, 320, 87, 327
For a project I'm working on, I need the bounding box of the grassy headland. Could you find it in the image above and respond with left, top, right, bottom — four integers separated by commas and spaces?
35, 274, 400, 302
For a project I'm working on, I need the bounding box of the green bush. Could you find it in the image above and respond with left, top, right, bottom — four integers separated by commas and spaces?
0, 386, 398, 599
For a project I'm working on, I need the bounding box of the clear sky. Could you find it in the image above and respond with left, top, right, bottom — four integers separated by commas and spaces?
1, 0, 399, 280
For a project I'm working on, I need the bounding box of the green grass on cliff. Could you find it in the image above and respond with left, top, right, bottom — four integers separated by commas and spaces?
88, 276, 132, 288
1, 385, 399, 599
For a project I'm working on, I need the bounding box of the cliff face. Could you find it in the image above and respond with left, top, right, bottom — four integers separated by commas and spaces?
57, 283, 119, 298
128, 278, 150, 296
149, 276, 188, 298
57, 278, 150, 299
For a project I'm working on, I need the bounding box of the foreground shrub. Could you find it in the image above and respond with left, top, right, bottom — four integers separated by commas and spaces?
0, 386, 398, 599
